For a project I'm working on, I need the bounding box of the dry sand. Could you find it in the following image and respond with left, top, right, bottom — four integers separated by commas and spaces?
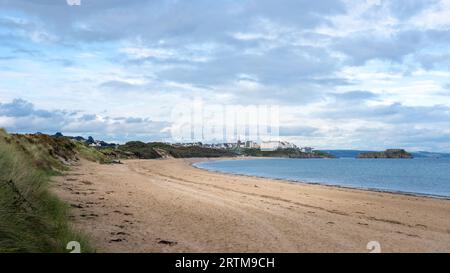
53, 158, 450, 253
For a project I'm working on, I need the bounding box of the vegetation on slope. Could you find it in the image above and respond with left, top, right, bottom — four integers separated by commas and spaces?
241, 148, 335, 158
0, 129, 93, 253
105, 141, 334, 160
116, 141, 235, 159
73, 141, 109, 163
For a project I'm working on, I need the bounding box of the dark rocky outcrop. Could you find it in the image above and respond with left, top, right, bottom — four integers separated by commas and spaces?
357, 149, 413, 159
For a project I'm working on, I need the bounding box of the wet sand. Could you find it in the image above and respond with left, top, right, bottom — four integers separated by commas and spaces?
53, 158, 450, 253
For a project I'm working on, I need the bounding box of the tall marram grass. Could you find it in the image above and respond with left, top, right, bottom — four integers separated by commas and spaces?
0, 129, 92, 253
73, 142, 108, 163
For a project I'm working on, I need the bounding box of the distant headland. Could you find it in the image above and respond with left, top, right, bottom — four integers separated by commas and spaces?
48, 132, 335, 159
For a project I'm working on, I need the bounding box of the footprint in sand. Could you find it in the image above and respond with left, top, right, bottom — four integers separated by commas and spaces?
415, 224, 427, 229
111, 231, 129, 236
109, 238, 126, 243
157, 240, 177, 246
396, 231, 420, 238
80, 213, 98, 218
123, 220, 134, 225
113, 210, 134, 216
70, 204, 84, 209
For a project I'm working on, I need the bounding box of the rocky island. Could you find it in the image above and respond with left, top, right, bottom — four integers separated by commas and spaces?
357, 149, 413, 159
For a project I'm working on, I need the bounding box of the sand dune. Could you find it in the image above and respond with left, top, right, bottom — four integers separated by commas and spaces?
53, 158, 450, 253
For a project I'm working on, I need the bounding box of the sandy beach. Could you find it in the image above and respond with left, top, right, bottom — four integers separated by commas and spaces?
53, 158, 450, 253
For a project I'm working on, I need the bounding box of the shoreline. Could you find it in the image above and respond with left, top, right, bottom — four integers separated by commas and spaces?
54, 158, 450, 253
191, 157, 450, 201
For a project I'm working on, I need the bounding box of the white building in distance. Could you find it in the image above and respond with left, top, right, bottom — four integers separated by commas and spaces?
260, 141, 297, 151
245, 141, 260, 149
300, 147, 313, 153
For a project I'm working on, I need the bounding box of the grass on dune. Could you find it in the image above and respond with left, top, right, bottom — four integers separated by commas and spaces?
73, 141, 108, 164
0, 129, 93, 253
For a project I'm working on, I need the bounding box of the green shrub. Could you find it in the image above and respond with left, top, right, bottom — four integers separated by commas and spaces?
73, 142, 109, 163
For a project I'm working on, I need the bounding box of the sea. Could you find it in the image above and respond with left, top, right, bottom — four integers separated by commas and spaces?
195, 158, 450, 199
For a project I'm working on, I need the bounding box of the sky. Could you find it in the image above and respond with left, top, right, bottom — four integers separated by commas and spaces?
1, 0, 450, 151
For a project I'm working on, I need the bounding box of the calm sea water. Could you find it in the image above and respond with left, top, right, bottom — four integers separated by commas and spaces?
195, 158, 450, 199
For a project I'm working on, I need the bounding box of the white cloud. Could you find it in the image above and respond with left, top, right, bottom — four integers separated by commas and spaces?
410, 0, 450, 29
121, 47, 175, 60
